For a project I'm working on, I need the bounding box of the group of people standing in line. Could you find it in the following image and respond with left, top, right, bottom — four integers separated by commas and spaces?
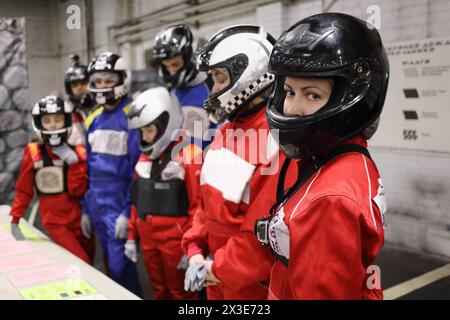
9, 12, 388, 300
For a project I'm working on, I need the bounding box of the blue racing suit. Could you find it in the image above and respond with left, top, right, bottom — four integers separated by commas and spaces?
83, 97, 142, 297
171, 72, 215, 149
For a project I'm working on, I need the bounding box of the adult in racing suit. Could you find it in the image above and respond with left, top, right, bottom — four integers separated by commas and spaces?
181, 25, 297, 300
261, 13, 389, 299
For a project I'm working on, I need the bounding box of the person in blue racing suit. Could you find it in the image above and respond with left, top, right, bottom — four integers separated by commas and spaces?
81, 51, 142, 297
152, 24, 214, 149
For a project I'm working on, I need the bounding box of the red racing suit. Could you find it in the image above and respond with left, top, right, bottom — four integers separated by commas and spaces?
182, 103, 297, 300
268, 136, 386, 300
128, 142, 203, 300
10, 143, 95, 264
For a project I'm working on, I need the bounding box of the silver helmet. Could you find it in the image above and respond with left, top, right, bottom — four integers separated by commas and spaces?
197, 25, 275, 124
127, 87, 184, 159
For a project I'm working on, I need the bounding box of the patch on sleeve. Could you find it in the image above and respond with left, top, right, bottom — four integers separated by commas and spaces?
373, 178, 387, 228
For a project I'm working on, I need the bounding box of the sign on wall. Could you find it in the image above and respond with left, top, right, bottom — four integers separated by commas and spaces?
370, 36, 450, 153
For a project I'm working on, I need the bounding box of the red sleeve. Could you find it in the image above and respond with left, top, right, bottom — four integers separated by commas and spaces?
182, 208, 209, 259
182, 147, 202, 230
10, 146, 35, 224
128, 205, 138, 241
211, 154, 297, 289
179, 144, 208, 259
66, 147, 88, 198
288, 195, 371, 299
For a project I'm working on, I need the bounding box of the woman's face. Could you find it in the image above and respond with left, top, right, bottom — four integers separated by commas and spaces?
283, 77, 334, 116
210, 68, 230, 95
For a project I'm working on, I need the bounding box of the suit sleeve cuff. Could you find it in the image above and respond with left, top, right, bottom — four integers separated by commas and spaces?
186, 242, 203, 259
11, 216, 20, 224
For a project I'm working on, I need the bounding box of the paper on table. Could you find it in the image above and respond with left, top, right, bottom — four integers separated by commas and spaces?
8, 264, 69, 287
0, 240, 35, 258
0, 253, 56, 273
20, 279, 98, 300
0, 229, 14, 241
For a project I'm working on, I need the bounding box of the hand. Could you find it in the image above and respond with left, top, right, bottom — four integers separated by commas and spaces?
51, 143, 78, 165
81, 214, 92, 238
184, 263, 207, 292
124, 240, 138, 263
161, 161, 185, 180
114, 214, 129, 239
11, 223, 25, 241
188, 253, 205, 266
203, 259, 221, 285
177, 254, 189, 270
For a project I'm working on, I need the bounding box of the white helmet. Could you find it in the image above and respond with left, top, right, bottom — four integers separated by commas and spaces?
128, 87, 184, 159
31, 95, 73, 146
87, 52, 131, 105
197, 25, 275, 124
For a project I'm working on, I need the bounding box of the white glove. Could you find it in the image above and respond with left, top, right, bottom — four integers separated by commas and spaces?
124, 240, 137, 263
11, 223, 25, 241
177, 254, 189, 270
184, 263, 207, 292
81, 214, 92, 238
52, 143, 78, 165
114, 214, 129, 239
161, 161, 185, 181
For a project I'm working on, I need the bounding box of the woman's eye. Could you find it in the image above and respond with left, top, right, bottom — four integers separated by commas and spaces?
307, 92, 321, 100
284, 89, 294, 97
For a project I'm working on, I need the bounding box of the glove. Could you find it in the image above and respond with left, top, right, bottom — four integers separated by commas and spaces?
177, 254, 189, 270
52, 143, 78, 165
81, 214, 92, 238
124, 240, 137, 263
114, 214, 129, 240
11, 223, 25, 241
161, 161, 185, 181
184, 263, 207, 292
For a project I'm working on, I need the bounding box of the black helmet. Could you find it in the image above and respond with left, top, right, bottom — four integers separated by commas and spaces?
87, 52, 130, 105
266, 13, 389, 159
152, 24, 197, 88
64, 54, 94, 109
32, 96, 73, 146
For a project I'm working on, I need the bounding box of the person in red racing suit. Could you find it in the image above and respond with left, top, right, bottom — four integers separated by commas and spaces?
181, 25, 297, 300
125, 87, 202, 299
261, 13, 389, 299
10, 96, 94, 264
